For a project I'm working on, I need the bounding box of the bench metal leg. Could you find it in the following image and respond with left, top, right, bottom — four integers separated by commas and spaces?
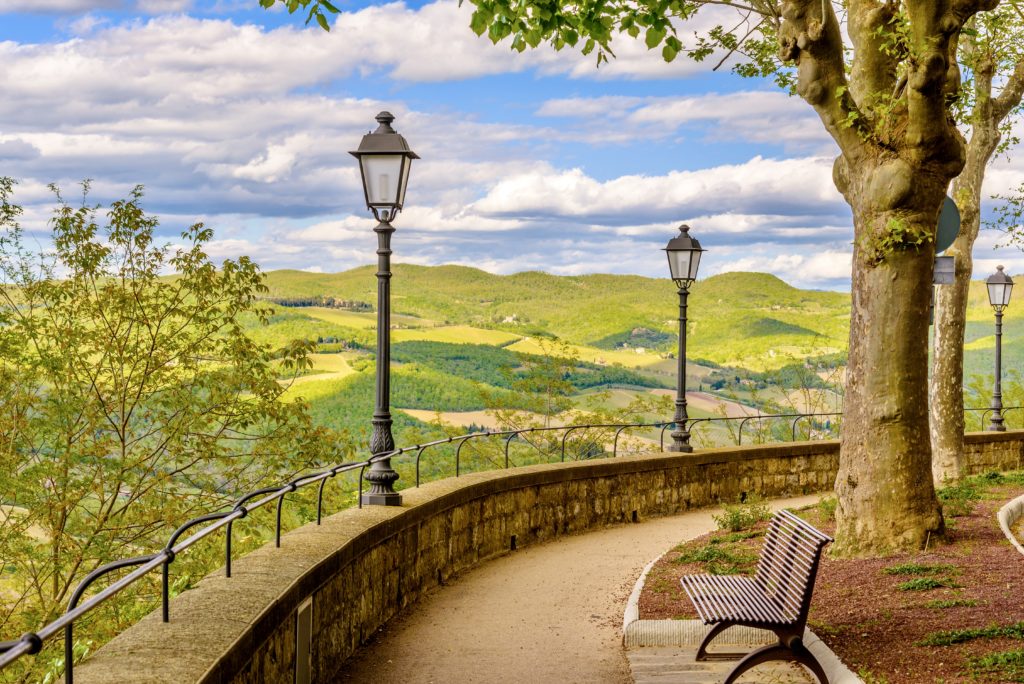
695, 622, 749, 661
721, 640, 829, 684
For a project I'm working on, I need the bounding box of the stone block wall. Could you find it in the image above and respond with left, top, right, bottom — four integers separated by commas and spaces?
73, 432, 1024, 684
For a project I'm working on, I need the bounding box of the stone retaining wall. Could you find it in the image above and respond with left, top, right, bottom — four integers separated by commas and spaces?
74, 432, 1024, 684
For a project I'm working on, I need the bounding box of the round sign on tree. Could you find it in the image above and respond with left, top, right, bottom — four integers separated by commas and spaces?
936, 196, 961, 254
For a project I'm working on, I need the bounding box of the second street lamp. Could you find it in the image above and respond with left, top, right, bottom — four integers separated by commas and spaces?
664, 224, 705, 453
350, 111, 419, 505
986, 265, 1014, 432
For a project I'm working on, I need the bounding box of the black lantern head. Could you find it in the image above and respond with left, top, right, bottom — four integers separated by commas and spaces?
350, 111, 419, 222
987, 265, 1014, 312
664, 224, 704, 289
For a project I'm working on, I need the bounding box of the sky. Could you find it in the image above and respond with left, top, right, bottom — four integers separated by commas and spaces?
0, 0, 1022, 290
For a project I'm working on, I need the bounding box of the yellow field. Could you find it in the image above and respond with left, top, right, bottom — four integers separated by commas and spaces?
392, 325, 521, 346
301, 307, 432, 329
965, 335, 994, 351
505, 338, 665, 369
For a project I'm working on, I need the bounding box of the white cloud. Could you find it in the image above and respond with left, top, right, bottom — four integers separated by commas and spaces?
470, 156, 844, 223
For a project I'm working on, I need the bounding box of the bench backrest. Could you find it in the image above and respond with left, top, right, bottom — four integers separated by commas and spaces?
753, 509, 833, 626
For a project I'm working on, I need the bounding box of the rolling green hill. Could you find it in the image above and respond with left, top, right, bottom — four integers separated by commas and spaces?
262, 267, 852, 370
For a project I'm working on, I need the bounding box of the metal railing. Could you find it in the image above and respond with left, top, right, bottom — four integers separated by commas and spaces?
0, 408, 859, 679
965, 406, 1024, 431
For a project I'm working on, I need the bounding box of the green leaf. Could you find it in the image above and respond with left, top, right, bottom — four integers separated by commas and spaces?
320, 0, 340, 12
662, 43, 677, 62
645, 26, 665, 49
470, 10, 489, 36
316, 12, 331, 31
581, 37, 595, 55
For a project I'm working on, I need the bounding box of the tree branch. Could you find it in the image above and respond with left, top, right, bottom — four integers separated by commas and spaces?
778, 0, 869, 157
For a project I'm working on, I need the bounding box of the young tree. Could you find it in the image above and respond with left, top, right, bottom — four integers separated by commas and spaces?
279, 0, 1017, 555
930, 7, 1024, 485
0, 180, 329, 679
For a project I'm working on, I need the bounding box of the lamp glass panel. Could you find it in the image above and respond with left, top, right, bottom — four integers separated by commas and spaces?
1003, 282, 1014, 306
667, 249, 694, 282
688, 249, 702, 280
397, 156, 412, 208
360, 155, 403, 206
989, 282, 1006, 308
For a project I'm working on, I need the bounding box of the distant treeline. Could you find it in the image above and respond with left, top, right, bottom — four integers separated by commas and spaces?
392, 340, 671, 391
268, 296, 372, 311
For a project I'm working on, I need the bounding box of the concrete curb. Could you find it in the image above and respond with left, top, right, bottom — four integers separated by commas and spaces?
997, 493, 1024, 556
621, 542, 863, 683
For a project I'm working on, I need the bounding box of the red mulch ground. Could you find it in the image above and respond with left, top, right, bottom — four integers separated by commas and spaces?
640, 481, 1024, 684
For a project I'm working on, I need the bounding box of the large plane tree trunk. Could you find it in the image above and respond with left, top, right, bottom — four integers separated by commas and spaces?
834, 164, 946, 553
778, 0, 996, 555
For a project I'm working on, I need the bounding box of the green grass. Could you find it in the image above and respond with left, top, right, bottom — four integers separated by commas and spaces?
897, 577, 960, 591
917, 622, 1024, 646
673, 543, 759, 575
926, 598, 980, 609
967, 649, 1024, 681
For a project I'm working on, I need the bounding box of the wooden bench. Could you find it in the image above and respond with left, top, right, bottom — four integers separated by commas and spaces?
680, 508, 833, 684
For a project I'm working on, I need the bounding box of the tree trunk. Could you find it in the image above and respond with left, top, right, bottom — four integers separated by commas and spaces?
929, 60, 1006, 484
929, 180, 981, 484
834, 166, 946, 555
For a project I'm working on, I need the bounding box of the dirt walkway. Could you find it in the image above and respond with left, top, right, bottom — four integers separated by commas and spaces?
338, 494, 820, 684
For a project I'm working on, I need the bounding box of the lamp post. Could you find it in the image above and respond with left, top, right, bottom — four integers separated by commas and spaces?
350, 111, 419, 505
664, 224, 704, 452
986, 265, 1014, 432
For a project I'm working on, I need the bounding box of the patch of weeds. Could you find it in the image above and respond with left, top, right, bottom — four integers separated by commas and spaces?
710, 530, 761, 544
883, 562, 957, 576
816, 496, 837, 523
970, 470, 1024, 487
937, 479, 983, 517
857, 669, 891, 684
917, 621, 1024, 647
926, 598, 980, 609
674, 543, 758, 575
713, 496, 772, 532
966, 649, 1024, 682
897, 577, 960, 591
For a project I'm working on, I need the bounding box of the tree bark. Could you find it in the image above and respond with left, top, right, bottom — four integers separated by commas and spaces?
832, 168, 947, 555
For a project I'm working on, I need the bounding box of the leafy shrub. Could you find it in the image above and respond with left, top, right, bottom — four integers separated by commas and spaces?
713, 496, 772, 532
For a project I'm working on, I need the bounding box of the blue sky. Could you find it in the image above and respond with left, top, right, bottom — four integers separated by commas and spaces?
0, 0, 1021, 289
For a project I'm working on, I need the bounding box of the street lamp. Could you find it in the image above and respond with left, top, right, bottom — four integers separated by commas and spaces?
664, 224, 705, 452
350, 111, 419, 505
986, 265, 1014, 432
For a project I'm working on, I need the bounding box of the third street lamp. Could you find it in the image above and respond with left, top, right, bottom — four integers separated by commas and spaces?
350, 111, 419, 505
664, 224, 704, 453
986, 265, 1014, 432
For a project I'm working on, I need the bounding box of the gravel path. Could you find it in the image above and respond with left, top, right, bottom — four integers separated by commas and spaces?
339, 495, 820, 683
